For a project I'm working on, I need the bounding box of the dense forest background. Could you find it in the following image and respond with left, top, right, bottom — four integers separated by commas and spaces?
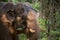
0, 0, 60, 40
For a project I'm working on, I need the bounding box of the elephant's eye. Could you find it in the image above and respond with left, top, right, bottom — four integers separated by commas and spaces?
7, 10, 15, 17
6, 10, 15, 21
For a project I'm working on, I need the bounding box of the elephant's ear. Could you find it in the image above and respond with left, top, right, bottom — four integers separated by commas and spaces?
0, 3, 15, 23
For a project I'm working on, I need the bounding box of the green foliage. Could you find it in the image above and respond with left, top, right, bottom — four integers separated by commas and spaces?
56, 11, 60, 27
12, 0, 18, 3
38, 18, 47, 30
39, 18, 46, 26
41, 38, 47, 40
38, 18, 47, 40
31, 2, 40, 11
21, 0, 26, 2
18, 34, 26, 40
51, 30, 60, 36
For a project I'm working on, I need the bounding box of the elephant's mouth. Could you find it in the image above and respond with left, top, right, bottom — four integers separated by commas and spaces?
16, 28, 23, 31
16, 25, 26, 31
15, 25, 26, 34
